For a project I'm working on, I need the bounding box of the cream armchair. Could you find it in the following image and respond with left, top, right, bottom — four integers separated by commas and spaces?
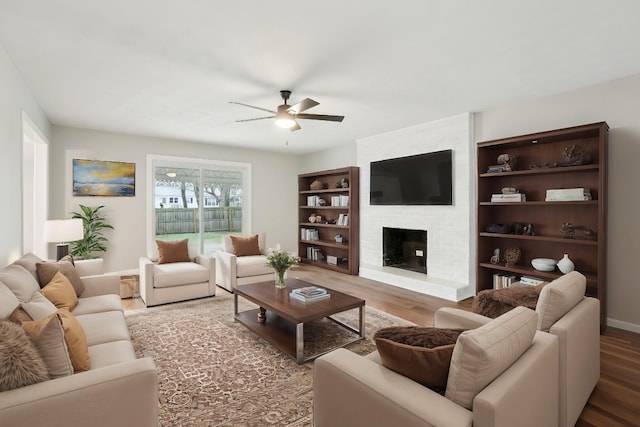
435, 271, 599, 427
139, 254, 216, 307
215, 232, 274, 292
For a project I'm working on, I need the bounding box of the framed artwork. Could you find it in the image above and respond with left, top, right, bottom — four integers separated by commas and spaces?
73, 159, 135, 197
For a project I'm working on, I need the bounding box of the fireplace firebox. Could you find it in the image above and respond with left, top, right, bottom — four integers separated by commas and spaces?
383, 227, 427, 274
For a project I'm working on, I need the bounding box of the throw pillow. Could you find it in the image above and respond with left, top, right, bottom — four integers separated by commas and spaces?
12, 252, 44, 281
445, 306, 538, 409
56, 309, 91, 372
0, 281, 20, 320
21, 292, 58, 320
472, 284, 545, 319
536, 271, 586, 332
8, 307, 33, 324
0, 264, 41, 303
156, 239, 191, 264
0, 320, 49, 391
229, 234, 261, 256
374, 326, 465, 393
36, 260, 85, 296
22, 312, 74, 378
39, 272, 79, 311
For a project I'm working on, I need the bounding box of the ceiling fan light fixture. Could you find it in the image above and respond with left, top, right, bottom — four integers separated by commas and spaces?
275, 105, 296, 128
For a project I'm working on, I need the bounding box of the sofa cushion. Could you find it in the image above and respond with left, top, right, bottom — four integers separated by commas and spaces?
152, 262, 209, 288
157, 239, 191, 264
88, 340, 137, 369
12, 252, 44, 282
236, 255, 272, 278
536, 271, 586, 332
75, 311, 131, 346
36, 259, 85, 296
472, 284, 545, 319
73, 294, 124, 316
21, 292, 58, 319
57, 309, 91, 372
39, 271, 79, 311
445, 306, 537, 409
229, 234, 261, 256
0, 281, 20, 320
22, 312, 74, 378
374, 326, 465, 393
0, 321, 49, 391
0, 264, 41, 303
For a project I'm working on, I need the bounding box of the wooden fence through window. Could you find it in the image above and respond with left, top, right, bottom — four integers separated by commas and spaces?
155, 207, 242, 234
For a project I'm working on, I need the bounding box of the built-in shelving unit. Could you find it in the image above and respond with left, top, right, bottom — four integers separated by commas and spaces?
298, 167, 359, 275
476, 122, 608, 328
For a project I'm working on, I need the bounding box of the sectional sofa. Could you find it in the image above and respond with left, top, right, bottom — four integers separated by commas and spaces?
0, 253, 158, 427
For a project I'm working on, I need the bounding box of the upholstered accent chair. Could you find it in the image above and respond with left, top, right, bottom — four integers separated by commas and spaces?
139, 239, 216, 307
215, 232, 274, 292
436, 271, 599, 427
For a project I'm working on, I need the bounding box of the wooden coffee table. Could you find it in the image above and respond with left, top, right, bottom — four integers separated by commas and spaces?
234, 278, 365, 364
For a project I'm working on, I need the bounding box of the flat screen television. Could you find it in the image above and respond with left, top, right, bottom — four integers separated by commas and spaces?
370, 149, 453, 205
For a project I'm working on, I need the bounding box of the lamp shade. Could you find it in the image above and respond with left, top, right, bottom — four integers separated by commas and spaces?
44, 218, 84, 243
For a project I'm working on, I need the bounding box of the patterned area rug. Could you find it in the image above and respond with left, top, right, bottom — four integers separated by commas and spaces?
125, 290, 412, 426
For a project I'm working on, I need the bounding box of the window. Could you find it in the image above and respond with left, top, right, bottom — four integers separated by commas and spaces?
148, 155, 251, 255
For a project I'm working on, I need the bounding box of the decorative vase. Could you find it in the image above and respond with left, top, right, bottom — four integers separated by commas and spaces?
557, 254, 575, 274
275, 269, 287, 289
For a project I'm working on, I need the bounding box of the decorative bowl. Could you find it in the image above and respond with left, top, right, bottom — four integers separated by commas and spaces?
531, 258, 557, 272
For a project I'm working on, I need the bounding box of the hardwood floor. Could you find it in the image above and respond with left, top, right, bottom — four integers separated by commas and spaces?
124, 265, 640, 426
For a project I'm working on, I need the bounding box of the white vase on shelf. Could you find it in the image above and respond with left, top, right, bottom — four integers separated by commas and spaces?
557, 254, 575, 274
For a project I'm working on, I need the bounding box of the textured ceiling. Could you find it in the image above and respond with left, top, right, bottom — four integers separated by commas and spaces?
1, 0, 640, 154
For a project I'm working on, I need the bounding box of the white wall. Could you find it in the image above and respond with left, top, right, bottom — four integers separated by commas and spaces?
0, 44, 50, 265
298, 142, 357, 174
475, 72, 640, 332
356, 113, 475, 301
49, 126, 300, 272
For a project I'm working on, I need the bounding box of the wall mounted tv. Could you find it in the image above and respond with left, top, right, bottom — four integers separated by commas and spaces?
370, 149, 453, 205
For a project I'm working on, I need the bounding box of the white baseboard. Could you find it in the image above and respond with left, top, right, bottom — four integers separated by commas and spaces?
607, 318, 640, 334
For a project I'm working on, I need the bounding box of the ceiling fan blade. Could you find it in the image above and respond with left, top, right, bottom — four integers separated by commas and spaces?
234, 116, 275, 123
287, 98, 319, 114
290, 120, 301, 132
229, 101, 276, 115
295, 113, 344, 122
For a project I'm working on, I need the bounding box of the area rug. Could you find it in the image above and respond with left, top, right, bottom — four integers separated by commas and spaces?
125, 291, 412, 426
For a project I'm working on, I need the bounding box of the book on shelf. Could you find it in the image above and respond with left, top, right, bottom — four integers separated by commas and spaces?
492, 273, 517, 289
337, 213, 349, 226
491, 193, 526, 202
519, 275, 545, 286
546, 188, 590, 197
307, 195, 318, 206
486, 165, 505, 173
306, 246, 323, 261
300, 228, 319, 241
545, 194, 592, 201
339, 195, 349, 207
331, 196, 341, 207
289, 291, 331, 303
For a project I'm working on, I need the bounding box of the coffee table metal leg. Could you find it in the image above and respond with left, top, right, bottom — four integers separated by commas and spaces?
296, 322, 304, 364
359, 305, 365, 338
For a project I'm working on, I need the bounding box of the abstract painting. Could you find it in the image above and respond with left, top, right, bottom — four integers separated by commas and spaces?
73, 159, 135, 196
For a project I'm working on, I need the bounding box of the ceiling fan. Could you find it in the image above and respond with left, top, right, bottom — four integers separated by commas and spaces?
230, 90, 344, 131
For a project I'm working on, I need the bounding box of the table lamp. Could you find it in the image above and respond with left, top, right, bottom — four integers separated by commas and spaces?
44, 218, 84, 260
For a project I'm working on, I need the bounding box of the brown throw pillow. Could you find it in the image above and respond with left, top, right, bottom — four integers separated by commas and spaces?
56, 309, 91, 372
229, 234, 261, 256
156, 239, 191, 264
374, 326, 465, 393
22, 312, 74, 378
0, 321, 49, 391
38, 272, 79, 311
8, 307, 33, 324
472, 284, 545, 319
36, 260, 85, 296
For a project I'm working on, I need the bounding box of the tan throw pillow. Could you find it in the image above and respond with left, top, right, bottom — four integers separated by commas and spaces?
156, 239, 191, 264
56, 309, 91, 372
536, 271, 586, 332
445, 306, 538, 409
374, 326, 465, 393
0, 264, 41, 303
21, 292, 58, 320
229, 234, 261, 256
36, 260, 85, 296
22, 312, 74, 378
0, 281, 20, 320
0, 320, 49, 391
12, 252, 44, 281
39, 272, 79, 311
8, 307, 33, 324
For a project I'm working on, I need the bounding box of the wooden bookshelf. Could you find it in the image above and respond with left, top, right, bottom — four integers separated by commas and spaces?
298, 167, 359, 275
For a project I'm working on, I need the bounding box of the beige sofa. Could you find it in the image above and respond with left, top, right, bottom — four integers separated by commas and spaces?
314, 307, 560, 427
215, 232, 274, 292
436, 271, 599, 427
0, 254, 158, 427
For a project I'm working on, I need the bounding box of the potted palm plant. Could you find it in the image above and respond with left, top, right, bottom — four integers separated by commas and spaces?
69, 204, 114, 259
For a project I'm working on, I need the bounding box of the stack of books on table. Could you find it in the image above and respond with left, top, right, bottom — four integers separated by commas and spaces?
290, 286, 330, 303
491, 193, 526, 202
545, 188, 592, 201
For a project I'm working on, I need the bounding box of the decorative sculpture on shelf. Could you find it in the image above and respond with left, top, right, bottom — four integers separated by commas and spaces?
490, 248, 501, 264
504, 247, 521, 267
497, 154, 517, 171
530, 144, 593, 169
